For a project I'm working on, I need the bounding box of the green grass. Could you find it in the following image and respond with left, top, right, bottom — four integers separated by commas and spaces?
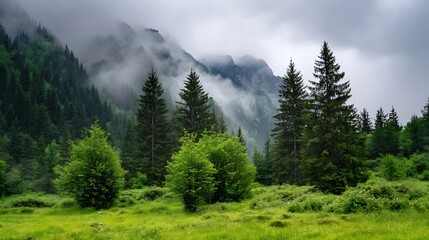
1, 182, 429, 239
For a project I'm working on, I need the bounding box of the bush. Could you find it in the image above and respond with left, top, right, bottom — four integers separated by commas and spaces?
197, 133, 256, 203
166, 135, 216, 212
141, 187, 166, 201
380, 155, 407, 181
54, 123, 125, 209
130, 173, 148, 189
10, 196, 54, 208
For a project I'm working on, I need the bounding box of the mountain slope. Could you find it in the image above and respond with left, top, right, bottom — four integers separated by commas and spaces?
81, 23, 280, 149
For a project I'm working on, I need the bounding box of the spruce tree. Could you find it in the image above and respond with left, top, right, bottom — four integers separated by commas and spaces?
176, 69, 212, 137
136, 70, 171, 186
368, 108, 387, 158
236, 126, 246, 147
262, 136, 274, 185
358, 108, 373, 134
272, 59, 307, 185
388, 107, 401, 132
253, 147, 271, 185
421, 98, 429, 149
303, 42, 367, 194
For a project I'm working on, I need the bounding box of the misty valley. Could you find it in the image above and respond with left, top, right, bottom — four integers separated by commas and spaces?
1, 0, 429, 239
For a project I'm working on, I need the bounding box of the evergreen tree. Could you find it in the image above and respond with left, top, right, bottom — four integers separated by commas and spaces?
358, 108, 373, 133
303, 42, 367, 194
388, 107, 401, 131
368, 108, 387, 158
176, 69, 212, 137
121, 117, 138, 184
236, 126, 246, 147
215, 114, 228, 133
262, 136, 274, 185
136, 70, 171, 186
400, 115, 424, 156
253, 147, 271, 185
421, 98, 429, 149
271, 59, 307, 185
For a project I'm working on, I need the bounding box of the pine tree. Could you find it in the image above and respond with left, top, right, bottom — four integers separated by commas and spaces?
385, 107, 400, 155
368, 108, 387, 158
303, 42, 367, 194
121, 117, 138, 184
421, 98, 429, 149
236, 126, 246, 147
358, 108, 372, 133
176, 69, 212, 137
388, 107, 401, 132
271, 59, 307, 185
136, 70, 171, 186
253, 147, 270, 185
262, 136, 274, 185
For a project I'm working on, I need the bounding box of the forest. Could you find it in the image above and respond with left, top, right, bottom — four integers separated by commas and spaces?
1, 20, 429, 239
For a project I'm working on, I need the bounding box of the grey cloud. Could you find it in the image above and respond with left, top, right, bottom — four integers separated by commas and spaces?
15, 0, 429, 124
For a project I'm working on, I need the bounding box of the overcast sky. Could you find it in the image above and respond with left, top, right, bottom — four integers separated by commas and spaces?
17, 0, 429, 124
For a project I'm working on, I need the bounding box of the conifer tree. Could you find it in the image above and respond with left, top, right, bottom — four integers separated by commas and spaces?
368, 108, 387, 158
421, 98, 429, 149
136, 70, 171, 186
303, 42, 366, 194
176, 69, 212, 137
262, 136, 274, 185
253, 147, 271, 185
236, 126, 246, 147
388, 107, 401, 132
272, 59, 307, 185
358, 108, 373, 134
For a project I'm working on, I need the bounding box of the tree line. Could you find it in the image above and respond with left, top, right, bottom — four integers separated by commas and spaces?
254, 41, 429, 194
0, 22, 121, 196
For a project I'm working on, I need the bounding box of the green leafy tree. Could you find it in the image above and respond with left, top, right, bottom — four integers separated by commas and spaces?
272, 59, 307, 185
262, 136, 274, 185
176, 69, 212, 137
166, 135, 216, 212
54, 123, 125, 209
303, 42, 367, 194
136, 70, 171, 186
198, 133, 256, 202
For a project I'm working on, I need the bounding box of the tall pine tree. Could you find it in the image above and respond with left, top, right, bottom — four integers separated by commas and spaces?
272, 59, 307, 185
303, 42, 367, 194
176, 69, 212, 137
136, 70, 171, 186
358, 108, 372, 134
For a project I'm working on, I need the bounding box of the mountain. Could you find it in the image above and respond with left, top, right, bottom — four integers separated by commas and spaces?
0, 17, 126, 192
80, 23, 280, 149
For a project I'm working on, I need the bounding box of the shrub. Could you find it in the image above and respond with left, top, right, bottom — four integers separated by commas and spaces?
10, 196, 54, 208
380, 155, 406, 181
166, 135, 216, 212
130, 172, 148, 189
141, 187, 166, 201
54, 123, 125, 209
197, 133, 256, 203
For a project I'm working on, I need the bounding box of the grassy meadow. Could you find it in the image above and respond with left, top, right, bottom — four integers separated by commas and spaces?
1, 178, 429, 239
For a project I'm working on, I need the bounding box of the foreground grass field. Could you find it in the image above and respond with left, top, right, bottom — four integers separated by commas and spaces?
1, 179, 429, 239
